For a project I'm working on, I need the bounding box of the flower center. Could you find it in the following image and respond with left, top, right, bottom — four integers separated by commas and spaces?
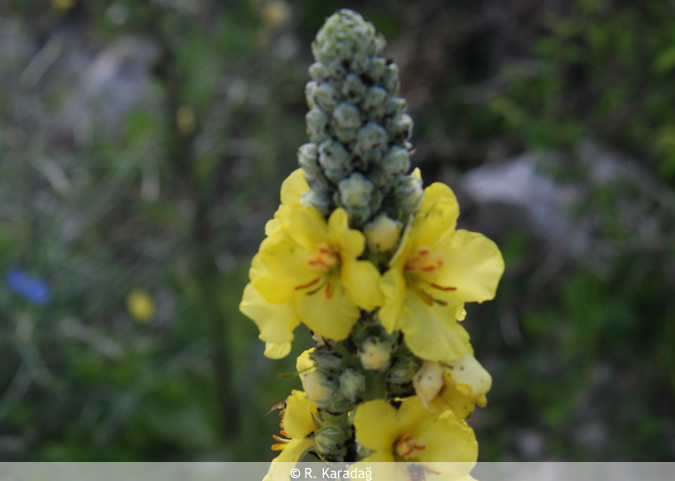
403, 246, 456, 306
294, 243, 341, 299
307, 242, 340, 271
395, 433, 427, 460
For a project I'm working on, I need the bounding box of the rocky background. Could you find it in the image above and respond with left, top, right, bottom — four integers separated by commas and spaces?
0, 0, 673, 461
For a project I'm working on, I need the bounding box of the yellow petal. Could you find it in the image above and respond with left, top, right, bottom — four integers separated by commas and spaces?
341, 259, 383, 311
378, 268, 407, 333
353, 399, 400, 452
280, 169, 309, 205
294, 281, 360, 340
440, 383, 476, 420
411, 183, 460, 246
413, 362, 445, 411
270, 439, 314, 466
400, 294, 473, 363
252, 273, 293, 304
327, 208, 364, 259
265, 218, 281, 236
264, 342, 292, 359
276, 203, 327, 251
418, 411, 478, 465
397, 396, 434, 436
240, 284, 299, 358
435, 230, 505, 304
249, 253, 266, 280
282, 390, 317, 439
446, 354, 492, 406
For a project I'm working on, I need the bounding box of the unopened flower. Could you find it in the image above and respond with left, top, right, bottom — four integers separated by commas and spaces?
297, 348, 336, 405
358, 336, 392, 371
413, 355, 492, 418
379, 183, 504, 363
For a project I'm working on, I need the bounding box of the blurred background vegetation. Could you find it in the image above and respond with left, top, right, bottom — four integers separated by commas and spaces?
0, 0, 673, 462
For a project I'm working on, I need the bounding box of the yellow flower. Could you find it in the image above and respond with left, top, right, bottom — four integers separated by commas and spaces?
239, 170, 309, 359
264, 390, 317, 481
379, 182, 504, 363
252, 203, 382, 341
413, 354, 492, 419
353, 396, 477, 478
127, 289, 155, 323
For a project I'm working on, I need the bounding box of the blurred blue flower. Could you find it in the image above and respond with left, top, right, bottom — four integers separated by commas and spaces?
5, 267, 51, 306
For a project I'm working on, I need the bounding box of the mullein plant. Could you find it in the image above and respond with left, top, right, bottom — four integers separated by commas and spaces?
240, 9, 504, 480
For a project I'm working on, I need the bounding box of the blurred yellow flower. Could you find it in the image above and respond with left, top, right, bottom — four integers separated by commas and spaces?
51, 0, 76, 11
127, 289, 155, 323
251, 204, 382, 341
353, 396, 477, 477
261, 0, 291, 29
379, 183, 504, 363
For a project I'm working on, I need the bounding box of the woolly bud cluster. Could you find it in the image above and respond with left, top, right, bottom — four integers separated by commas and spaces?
298, 9, 422, 232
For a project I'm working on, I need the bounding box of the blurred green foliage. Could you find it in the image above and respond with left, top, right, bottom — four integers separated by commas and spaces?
0, 0, 673, 462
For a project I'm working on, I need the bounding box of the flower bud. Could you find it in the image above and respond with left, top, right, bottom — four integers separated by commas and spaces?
362, 86, 387, 114
388, 113, 413, 142
355, 122, 387, 159
308, 62, 325, 82
297, 349, 337, 405
358, 336, 393, 371
315, 82, 340, 111
306, 108, 330, 143
383, 63, 399, 93
342, 73, 366, 104
364, 214, 403, 252
297, 143, 319, 175
367, 57, 386, 83
318, 139, 350, 171
394, 174, 423, 214
333, 102, 362, 130
384, 97, 406, 117
380, 147, 410, 175
305, 81, 317, 109
313, 424, 349, 458
339, 368, 366, 402
387, 351, 420, 385
338, 173, 374, 208
413, 361, 444, 410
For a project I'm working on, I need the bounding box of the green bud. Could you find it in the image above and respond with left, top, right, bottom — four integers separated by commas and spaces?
387, 351, 421, 386
339, 368, 366, 403
338, 173, 374, 208
308, 62, 325, 82
355, 122, 387, 160
333, 102, 362, 130
362, 86, 388, 114
318, 139, 350, 171
313, 424, 349, 458
380, 147, 410, 175
388, 113, 413, 142
383, 63, 400, 93
385, 97, 406, 117
305, 81, 317, 109
315, 82, 340, 111
367, 57, 386, 82
394, 174, 423, 214
298, 143, 319, 176
306, 108, 330, 144
358, 336, 393, 371
342, 73, 366, 104
364, 214, 403, 252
